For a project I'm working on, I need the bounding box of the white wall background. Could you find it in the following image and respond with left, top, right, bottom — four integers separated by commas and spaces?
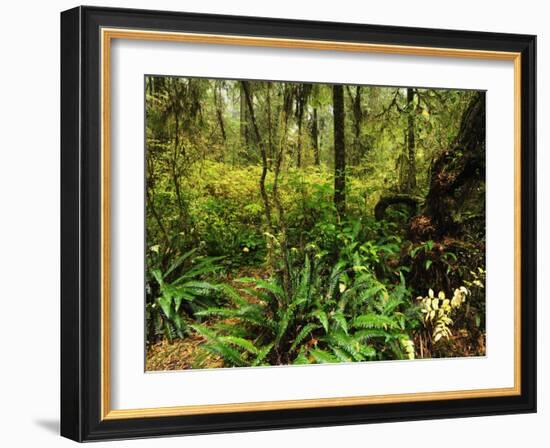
0, 0, 546, 446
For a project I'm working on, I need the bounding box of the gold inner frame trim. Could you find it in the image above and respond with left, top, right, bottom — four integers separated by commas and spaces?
100, 27, 522, 421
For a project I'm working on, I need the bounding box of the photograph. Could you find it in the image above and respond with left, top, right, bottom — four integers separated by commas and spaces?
144, 76, 487, 371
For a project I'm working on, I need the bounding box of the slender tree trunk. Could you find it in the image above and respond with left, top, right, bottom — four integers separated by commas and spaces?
295, 84, 310, 168
170, 84, 188, 233
239, 83, 249, 148
297, 119, 303, 168
241, 81, 272, 229
273, 86, 294, 297
311, 107, 320, 165
333, 84, 346, 218
406, 88, 417, 192
353, 86, 362, 165
266, 83, 274, 169
213, 83, 226, 142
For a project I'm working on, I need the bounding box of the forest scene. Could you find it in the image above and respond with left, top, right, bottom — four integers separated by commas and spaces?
145, 75, 486, 371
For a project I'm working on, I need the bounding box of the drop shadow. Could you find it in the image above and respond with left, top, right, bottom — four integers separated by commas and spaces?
33, 418, 59, 435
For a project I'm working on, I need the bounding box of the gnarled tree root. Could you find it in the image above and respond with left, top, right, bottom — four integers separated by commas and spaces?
374, 194, 423, 221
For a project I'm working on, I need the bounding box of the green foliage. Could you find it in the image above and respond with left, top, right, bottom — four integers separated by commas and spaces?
144, 76, 486, 368
192, 252, 419, 367
146, 248, 222, 341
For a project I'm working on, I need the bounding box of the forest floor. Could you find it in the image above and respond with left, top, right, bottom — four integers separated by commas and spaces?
146, 261, 486, 371
147, 329, 486, 371
146, 335, 222, 371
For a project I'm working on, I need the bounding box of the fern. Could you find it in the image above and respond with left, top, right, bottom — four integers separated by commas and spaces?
358, 344, 376, 358
329, 330, 377, 361
311, 309, 329, 333
252, 343, 275, 366
310, 349, 338, 364
354, 329, 391, 341
352, 314, 397, 330
290, 323, 320, 352
195, 307, 241, 318
147, 249, 222, 341
237, 277, 285, 298
218, 284, 250, 307
190, 251, 416, 368
219, 336, 259, 354
332, 311, 348, 335
191, 324, 245, 367
292, 349, 310, 365
331, 347, 353, 362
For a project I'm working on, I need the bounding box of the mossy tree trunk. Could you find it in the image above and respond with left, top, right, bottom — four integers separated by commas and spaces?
409, 91, 486, 241
333, 84, 346, 219
406, 88, 417, 192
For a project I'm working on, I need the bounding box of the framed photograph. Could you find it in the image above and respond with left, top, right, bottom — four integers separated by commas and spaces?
61, 6, 536, 442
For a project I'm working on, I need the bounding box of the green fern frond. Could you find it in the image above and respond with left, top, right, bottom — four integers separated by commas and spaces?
252, 343, 274, 366
173, 292, 196, 312
382, 294, 405, 315
358, 344, 377, 358
219, 336, 259, 354
275, 307, 294, 342
290, 323, 320, 352
352, 314, 397, 330
163, 320, 177, 342
327, 262, 346, 299
219, 284, 250, 307
239, 277, 285, 298
201, 344, 245, 367
164, 248, 197, 277
179, 281, 219, 291
191, 324, 245, 367
173, 256, 224, 283
195, 307, 241, 318
311, 309, 329, 333
211, 322, 250, 338
332, 311, 348, 334
326, 332, 364, 361
331, 346, 353, 362
353, 329, 390, 341
151, 268, 164, 287
310, 349, 338, 364
292, 349, 311, 365
352, 284, 385, 307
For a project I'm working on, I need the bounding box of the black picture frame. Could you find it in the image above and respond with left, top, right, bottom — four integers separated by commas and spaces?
61, 5, 536, 442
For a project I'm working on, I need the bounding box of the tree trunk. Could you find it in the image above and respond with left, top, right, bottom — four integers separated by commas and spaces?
353, 86, 362, 165
406, 88, 417, 192
241, 81, 272, 230
266, 83, 274, 169
295, 84, 312, 168
409, 91, 486, 240
169, 82, 188, 234
333, 84, 346, 218
311, 107, 320, 165
213, 82, 226, 142
239, 83, 249, 148
272, 85, 294, 296
297, 119, 303, 168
